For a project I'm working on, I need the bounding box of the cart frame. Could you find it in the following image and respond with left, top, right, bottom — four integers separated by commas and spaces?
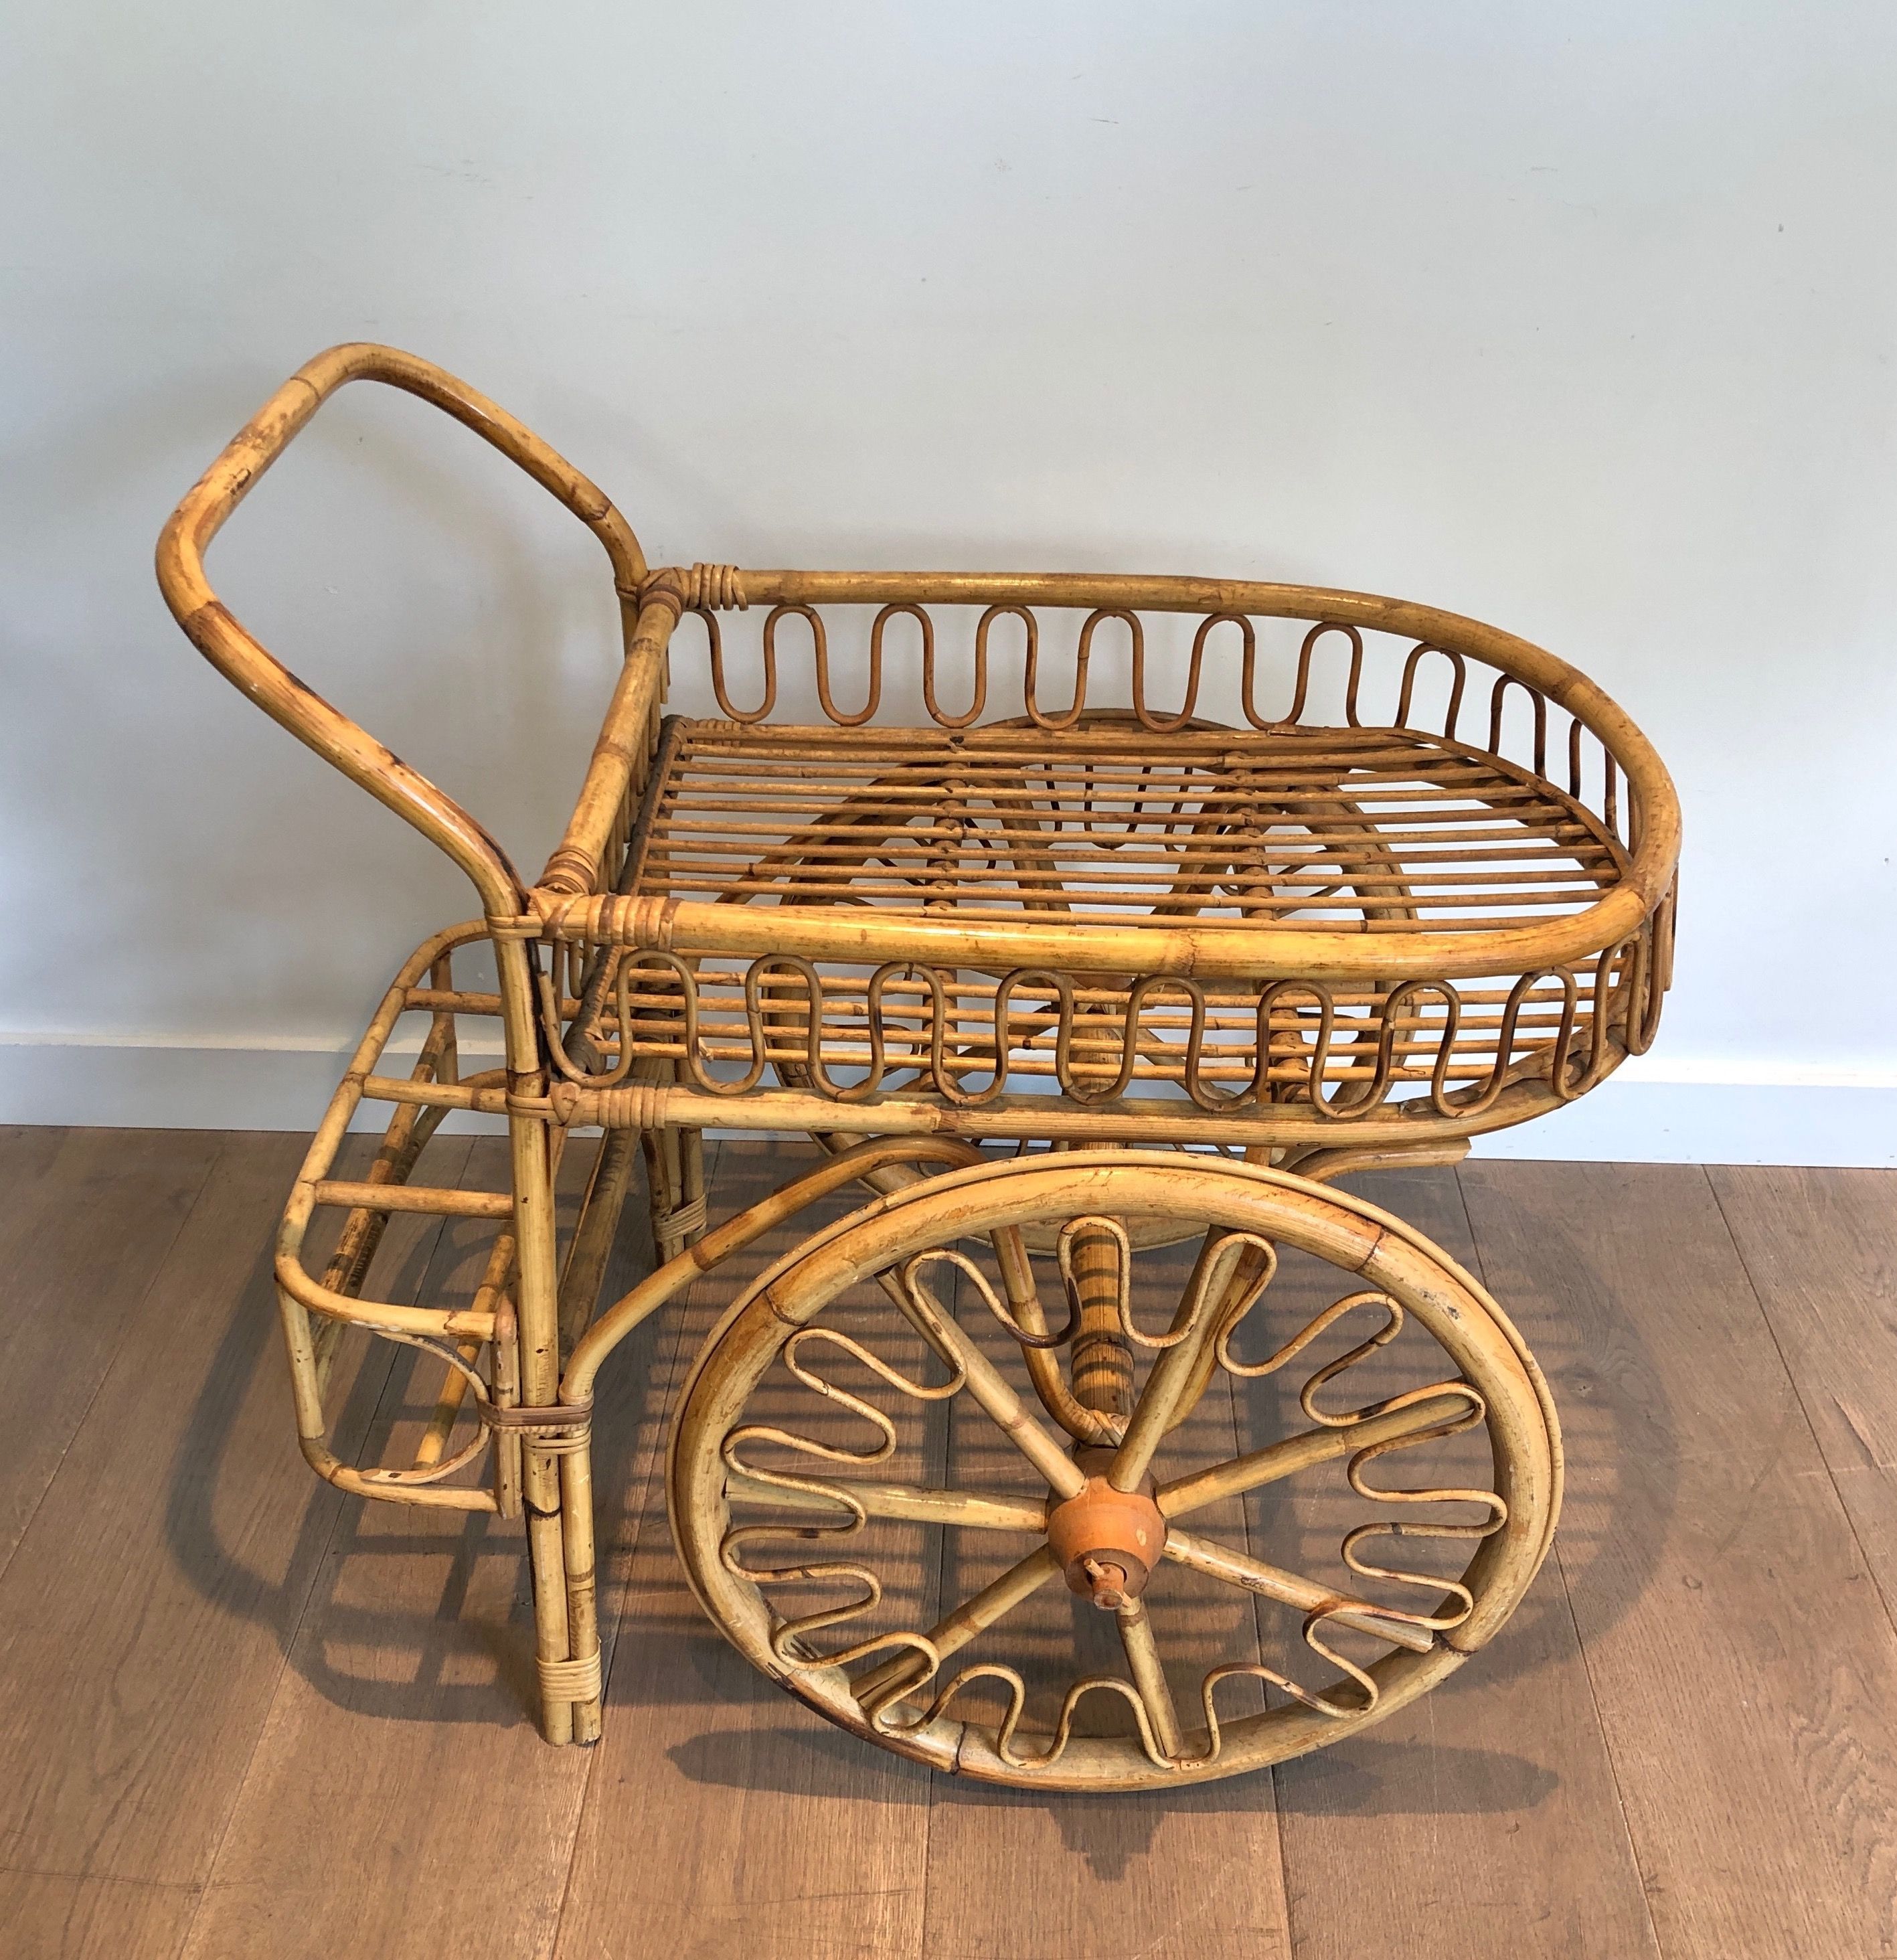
157, 345, 1678, 1769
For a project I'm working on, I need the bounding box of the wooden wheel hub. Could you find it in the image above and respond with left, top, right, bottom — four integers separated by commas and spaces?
1045, 1473, 1166, 1609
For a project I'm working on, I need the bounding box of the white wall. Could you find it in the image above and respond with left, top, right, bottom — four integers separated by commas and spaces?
3, 2, 1894, 1162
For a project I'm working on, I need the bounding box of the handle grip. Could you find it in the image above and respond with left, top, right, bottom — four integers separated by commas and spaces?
156, 343, 647, 917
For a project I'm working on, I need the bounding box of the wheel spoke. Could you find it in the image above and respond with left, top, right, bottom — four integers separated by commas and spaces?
892, 1258, 1086, 1499
852, 1544, 1062, 1710
1163, 1525, 1436, 1655
724, 1467, 1045, 1534
1116, 1595, 1183, 1759
1155, 1390, 1475, 1521
1107, 1230, 1272, 1492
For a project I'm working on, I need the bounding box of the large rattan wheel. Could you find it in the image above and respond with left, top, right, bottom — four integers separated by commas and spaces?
669, 1151, 1560, 1790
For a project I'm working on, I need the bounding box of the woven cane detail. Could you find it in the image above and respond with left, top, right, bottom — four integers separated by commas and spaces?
482, 1401, 592, 1448
684, 563, 748, 610
546, 1080, 672, 1129
656, 1192, 709, 1244
527, 890, 676, 949
539, 1650, 602, 1703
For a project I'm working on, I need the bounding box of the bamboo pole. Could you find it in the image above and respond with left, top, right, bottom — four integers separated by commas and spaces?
1116, 1597, 1183, 1759
852, 1547, 1061, 1710
722, 1467, 1046, 1532
1163, 1528, 1434, 1654
158, 344, 648, 921
312, 1179, 513, 1220
557, 1126, 641, 1358
1155, 1392, 1475, 1518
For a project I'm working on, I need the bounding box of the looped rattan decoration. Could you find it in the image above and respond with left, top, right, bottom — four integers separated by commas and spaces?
671, 1151, 1554, 1788
158, 343, 1671, 1775
535, 934, 1659, 1119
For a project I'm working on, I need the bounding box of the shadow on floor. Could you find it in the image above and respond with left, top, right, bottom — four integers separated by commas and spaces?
667, 1712, 1554, 1813
661, 1706, 1553, 1881
159, 1159, 1677, 1752
157, 1202, 664, 1727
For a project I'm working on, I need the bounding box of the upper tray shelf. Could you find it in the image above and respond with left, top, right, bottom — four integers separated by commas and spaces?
626, 715, 1630, 941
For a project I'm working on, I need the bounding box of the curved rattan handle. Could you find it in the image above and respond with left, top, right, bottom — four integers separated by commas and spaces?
155, 343, 647, 917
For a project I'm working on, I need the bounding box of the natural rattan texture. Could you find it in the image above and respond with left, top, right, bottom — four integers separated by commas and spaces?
156, 344, 1679, 1779
633, 719, 1626, 926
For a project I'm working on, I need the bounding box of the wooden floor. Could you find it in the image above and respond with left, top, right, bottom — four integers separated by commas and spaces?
0, 1129, 1893, 1959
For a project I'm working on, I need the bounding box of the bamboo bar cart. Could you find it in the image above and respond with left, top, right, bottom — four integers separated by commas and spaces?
157, 345, 1678, 1789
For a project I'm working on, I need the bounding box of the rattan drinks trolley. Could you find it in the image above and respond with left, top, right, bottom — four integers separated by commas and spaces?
157, 345, 1678, 1790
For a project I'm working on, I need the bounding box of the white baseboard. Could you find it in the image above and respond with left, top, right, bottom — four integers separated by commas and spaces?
0, 1036, 509, 1138
1462, 1078, 1896, 1167
0, 1036, 1890, 1168
0, 1040, 307, 1135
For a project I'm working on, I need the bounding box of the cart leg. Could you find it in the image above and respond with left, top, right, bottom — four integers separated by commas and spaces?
558, 1125, 641, 1357
645, 1121, 707, 1265
561, 1439, 603, 1743
640, 1127, 674, 1257
542, 1125, 634, 1744
527, 1496, 574, 1745
679, 1125, 706, 1244
511, 1109, 578, 1744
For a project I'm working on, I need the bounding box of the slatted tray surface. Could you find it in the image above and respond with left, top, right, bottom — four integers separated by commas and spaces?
593, 714, 1659, 1115
627, 718, 1628, 934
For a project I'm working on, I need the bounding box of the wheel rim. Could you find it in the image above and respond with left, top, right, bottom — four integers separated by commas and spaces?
669, 1151, 1559, 1790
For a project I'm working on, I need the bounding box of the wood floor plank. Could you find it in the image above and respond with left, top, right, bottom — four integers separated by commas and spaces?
0, 1129, 436, 1894
179, 1135, 674, 1960
11, 1134, 1892, 1957
1269, 1166, 1658, 1960
0, 1867, 200, 1959
1461, 1161, 1897, 1959
0, 1128, 222, 1572
556, 1142, 935, 1960
0, 1124, 72, 1206
921, 1231, 1292, 1960
1707, 1167, 1897, 1626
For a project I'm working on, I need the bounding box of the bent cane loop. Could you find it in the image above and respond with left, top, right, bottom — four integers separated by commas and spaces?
1108, 1231, 1276, 1493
